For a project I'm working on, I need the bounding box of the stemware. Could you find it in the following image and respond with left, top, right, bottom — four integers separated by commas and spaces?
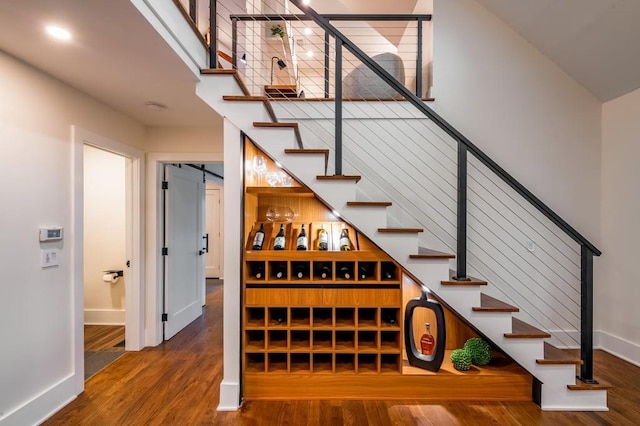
252, 155, 267, 185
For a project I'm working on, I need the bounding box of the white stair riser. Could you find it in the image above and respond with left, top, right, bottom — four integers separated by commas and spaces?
541, 387, 608, 411
533, 364, 578, 387
430, 285, 482, 312
245, 128, 297, 155
372, 233, 419, 261
221, 102, 272, 127
310, 181, 357, 207
280, 156, 327, 183
340, 207, 388, 235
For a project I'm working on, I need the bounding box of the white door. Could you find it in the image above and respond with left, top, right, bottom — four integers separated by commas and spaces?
205, 184, 223, 278
163, 164, 205, 340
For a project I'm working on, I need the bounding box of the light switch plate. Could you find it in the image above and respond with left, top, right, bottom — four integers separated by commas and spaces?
41, 249, 59, 268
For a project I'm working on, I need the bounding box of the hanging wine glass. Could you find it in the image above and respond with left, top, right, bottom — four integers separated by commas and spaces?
252, 155, 267, 186
265, 206, 279, 222
283, 207, 295, 222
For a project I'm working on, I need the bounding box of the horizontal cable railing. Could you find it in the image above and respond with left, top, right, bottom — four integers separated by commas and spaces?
190, 0, 601, 383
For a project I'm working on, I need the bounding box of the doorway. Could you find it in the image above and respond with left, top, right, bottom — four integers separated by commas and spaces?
72, 127, 144, 392
83, 145, 128, 379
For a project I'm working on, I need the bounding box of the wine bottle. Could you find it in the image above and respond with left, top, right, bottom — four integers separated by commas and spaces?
317, 224, 328, 251
339, 224, 352, 251
358, 263, 372, 280
420, 323, 435, 356
338, 265, 351, 280
251, 262, 264, 279
382, 311, 397, 325
293, 262, 308, 279
252, 223, 265, 250
296, 224, 308, 251
382, 263, 395, 280
315, 262, 331, 279
273, 224, 286, 250
273, 261, 287, 279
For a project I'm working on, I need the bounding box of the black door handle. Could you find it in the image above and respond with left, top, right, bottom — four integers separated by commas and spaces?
203, 233, 209, 253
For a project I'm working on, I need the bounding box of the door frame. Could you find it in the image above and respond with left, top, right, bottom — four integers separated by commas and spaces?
71, 126, 145, 393
146, 153, 223, 346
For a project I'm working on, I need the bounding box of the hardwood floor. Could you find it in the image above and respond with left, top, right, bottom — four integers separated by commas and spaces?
85, 325, 125, 352
46, 283, 640, 425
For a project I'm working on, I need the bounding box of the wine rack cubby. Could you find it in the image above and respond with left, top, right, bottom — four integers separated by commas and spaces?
243, 306, 402, 374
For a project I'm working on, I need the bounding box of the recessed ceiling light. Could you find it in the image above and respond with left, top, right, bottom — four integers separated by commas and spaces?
304, 27, 312, 36
306, 50, 314, 58
145, 101, 167, 112
302, 0, 311, 5
45, 25, 72, 41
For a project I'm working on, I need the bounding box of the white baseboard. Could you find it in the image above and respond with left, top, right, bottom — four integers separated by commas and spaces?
217, 381, 240, 411
596, 330, 640, 367
84, 308, 125, 325
0, 374, 76, 426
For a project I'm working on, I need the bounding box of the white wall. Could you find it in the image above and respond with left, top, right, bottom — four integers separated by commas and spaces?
598, 87, 640, 364
0, 50, 144, 425
83, 146, 126, 325
432, 0, 602, 242
146, 125, 223, 153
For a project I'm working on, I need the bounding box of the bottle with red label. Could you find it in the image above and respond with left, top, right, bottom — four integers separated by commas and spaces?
420, 322, 435, 356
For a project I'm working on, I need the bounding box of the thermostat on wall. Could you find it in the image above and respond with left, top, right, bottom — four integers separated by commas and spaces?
39, 227, 64, 242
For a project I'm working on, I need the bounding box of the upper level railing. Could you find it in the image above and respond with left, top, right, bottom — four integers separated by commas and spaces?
176, 0, 601, 384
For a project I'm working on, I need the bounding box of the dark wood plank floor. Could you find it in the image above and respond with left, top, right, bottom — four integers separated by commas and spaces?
46, 283, 640, 425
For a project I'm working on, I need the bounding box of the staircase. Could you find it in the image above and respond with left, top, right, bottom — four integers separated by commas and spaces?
196, 69, 609, 411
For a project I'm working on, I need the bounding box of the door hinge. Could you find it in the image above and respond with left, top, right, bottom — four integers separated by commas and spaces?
162, 247, 168, 256
162, 313, 168, 322
126, 260, 131, 267
162, 181, 168, 190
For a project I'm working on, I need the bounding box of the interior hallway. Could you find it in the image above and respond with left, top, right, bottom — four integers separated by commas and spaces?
45, 280, 640, 425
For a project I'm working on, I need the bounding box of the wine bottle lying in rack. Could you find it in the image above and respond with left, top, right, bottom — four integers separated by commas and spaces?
338, 265, 351, 279
314, 262, 331, 279
293, 262, 309, 279
251, 262, 264, 279
272, 261, 287, 279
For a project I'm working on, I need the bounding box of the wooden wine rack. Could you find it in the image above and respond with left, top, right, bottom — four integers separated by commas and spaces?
242, 139, 532, 401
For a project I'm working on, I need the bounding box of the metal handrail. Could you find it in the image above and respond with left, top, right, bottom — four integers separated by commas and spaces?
229, 13, 431, 97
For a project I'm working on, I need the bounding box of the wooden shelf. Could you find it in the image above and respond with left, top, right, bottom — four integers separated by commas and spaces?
246, 186, 313, 196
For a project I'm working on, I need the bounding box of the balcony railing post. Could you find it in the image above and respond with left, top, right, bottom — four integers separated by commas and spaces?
231, 17, 237, 69
209, 0, 217, 68
579, 245, 597, 384
453, 141, 469, 281
335, 37, 343, 175
324, 32, 330, 98
416, 18, 423, 97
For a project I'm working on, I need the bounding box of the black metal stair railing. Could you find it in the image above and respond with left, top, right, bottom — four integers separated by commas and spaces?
286, 0, 600, 384
195, 0, 600, 383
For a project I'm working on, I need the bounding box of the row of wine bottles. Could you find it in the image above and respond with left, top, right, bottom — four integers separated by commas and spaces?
252, 223, 352, 251
248, 261, 397, 281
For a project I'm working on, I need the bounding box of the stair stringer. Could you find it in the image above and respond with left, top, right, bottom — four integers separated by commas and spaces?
195, 73, 608, 411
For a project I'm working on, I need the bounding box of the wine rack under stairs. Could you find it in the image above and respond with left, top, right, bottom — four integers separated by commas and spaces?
244, 306, 402, 374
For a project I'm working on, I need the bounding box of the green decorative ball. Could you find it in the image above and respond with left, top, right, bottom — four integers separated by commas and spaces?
463, 337, 492, 366
450, 349, 472, 371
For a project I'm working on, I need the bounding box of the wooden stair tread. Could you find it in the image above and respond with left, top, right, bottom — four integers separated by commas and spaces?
378, 228, 423, 234
346, 201, 392, 207
409, 247, 455, 259
223, 96, 277, 122
316, 175, 361, 182
567, 379, 612, 391
201, 68, 250, 95
473, 293, 519, 313
536, 342, 583, 365
254, 122, 298, 128
284, 148, 329, 155
505, 318, 551, 339
265, 85, 298, 99
442, 270, 487, 285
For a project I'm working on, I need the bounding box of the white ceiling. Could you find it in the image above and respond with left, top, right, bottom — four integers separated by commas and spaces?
475, 0, 640, 101
0, 0, 638, 131
0, 0, 221, 127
